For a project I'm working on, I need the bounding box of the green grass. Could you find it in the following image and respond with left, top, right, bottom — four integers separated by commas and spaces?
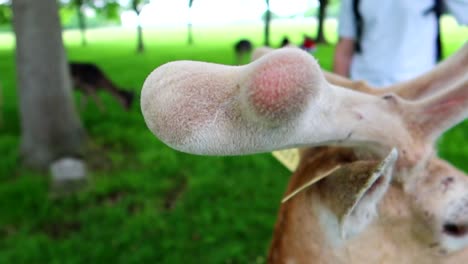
0, 18, 467, 263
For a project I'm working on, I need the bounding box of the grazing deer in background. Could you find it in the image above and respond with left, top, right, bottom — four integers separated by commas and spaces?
140, 44, 468, 263
234, 39, 253, 65
70, 62, 135, 111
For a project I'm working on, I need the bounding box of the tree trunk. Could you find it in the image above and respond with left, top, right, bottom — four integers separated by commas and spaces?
136, 13, 144, 53
316, 0, 328, 44
264, 0, 271, 46
187, 0, 193, 45
187, 22, 193, 45
12, 0, 85, 169
188, 0, 194, 45
76, 0, 87, 46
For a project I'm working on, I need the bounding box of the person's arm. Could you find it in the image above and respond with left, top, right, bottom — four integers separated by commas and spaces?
333, 37, 355, 77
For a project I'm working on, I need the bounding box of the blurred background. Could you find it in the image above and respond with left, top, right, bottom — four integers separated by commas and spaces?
0, 0, 466, 263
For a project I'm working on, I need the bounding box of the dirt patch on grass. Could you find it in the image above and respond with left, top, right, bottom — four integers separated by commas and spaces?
0, 225, 18, 238
163, 176, 187, 211
83, 141, 114, 171
95, 190, 127, 206
42, 221, 81, 239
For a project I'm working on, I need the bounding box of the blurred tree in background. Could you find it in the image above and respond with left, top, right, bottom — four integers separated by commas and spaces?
264, 0, 271, 46
74, 0, 88, 45
61, 0, 91, 46
2, 0, 342, 48
59, 0, 120, 31
316, 0, 329, 43
187, 0, 194, 45
12, 0, 85, 169
131, 0, 149, 53
0, 1, 11, 26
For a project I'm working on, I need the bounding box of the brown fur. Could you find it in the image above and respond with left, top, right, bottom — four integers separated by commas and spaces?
269, 147, 358, 263
70, 62, 135, 111
268, 147, 468, 263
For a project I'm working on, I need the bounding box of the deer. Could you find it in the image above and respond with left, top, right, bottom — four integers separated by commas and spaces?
140, 44, 468, 263
69, 62, 135, 111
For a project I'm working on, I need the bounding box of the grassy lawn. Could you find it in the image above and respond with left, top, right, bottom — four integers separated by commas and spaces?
0, 18, 467, 263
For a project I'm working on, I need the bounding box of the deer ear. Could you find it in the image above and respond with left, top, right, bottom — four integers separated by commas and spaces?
319, 148, 398, 240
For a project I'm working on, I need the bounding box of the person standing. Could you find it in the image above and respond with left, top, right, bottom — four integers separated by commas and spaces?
333, 0, 468, 87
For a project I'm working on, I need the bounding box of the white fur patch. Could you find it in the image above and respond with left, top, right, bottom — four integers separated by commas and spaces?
440, 233, 468, 253
341, 148, 397, 239
315, 202, 344, 248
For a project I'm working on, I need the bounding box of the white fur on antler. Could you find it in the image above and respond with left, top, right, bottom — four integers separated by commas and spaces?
141, 49, 329, 155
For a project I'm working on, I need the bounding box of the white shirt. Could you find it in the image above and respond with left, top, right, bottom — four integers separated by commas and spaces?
338, 0, 468, 87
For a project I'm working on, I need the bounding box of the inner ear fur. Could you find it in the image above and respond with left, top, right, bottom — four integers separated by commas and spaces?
318, 148, 397, 239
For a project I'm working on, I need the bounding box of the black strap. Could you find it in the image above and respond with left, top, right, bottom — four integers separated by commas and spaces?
427, 0, 444, 61
352, 0, 363, 53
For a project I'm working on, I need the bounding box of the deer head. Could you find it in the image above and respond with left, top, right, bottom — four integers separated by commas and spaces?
141, 44, 468, 262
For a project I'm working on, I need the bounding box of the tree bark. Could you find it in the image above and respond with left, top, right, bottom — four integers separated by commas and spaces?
264, 0, 271, 46
132, 0, 145, 53
187, 0, 194, 45
12, 0, 85, 169
187, 22, 193, 45
76, 0, 87, 46
316, 0, 328, 44
133, 4, 144, 53
136, 19, 144, 53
